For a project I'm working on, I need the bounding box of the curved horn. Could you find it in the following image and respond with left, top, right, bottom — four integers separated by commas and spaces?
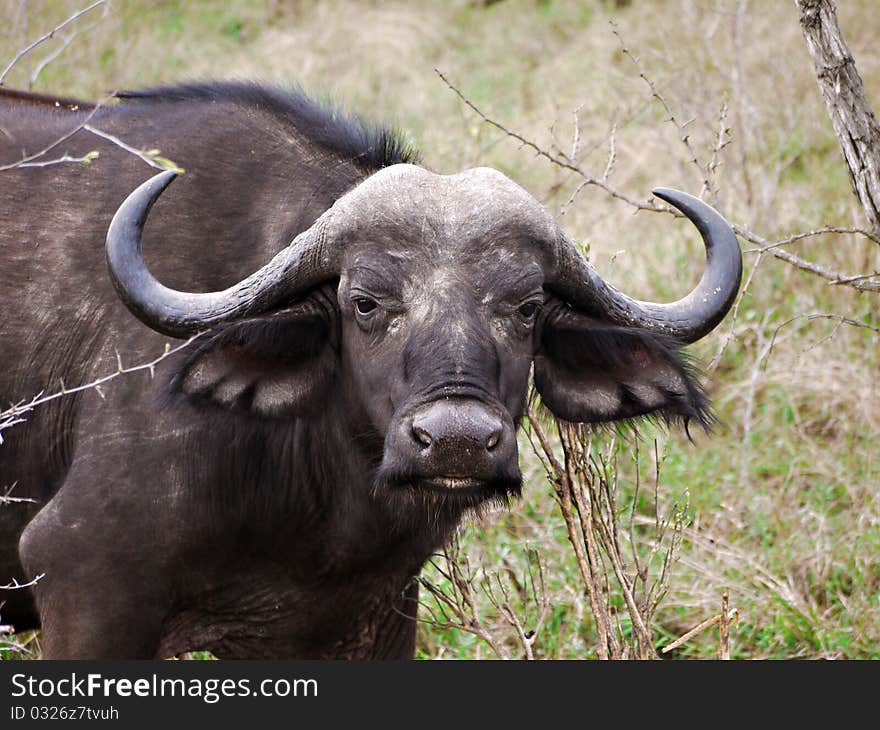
549, 188, 742, 343
106, 170, 338, 337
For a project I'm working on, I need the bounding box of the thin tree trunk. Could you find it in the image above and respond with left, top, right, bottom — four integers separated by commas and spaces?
795, 0, 880, 236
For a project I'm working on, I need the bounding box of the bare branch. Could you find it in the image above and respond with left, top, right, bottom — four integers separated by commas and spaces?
743, 225, 880, 251
439, 54, 879, 297
0, 101, 105, 172
524, 403, 686, 659
0, 482, 37, 506
735, 224, 880, 293
435, 68, 670, 216
718, 591, 733, 660
416, 489, 552, 658
611, 21, 715, 200
15, 150, 100, 168
706, 100, 732, 196
83, 125, 186, 173
772, 249, 880, 292
0, 0, 107, 86
708, 248, 766, 372
764, 312, 880, 370
28, 12, 106, 89
29, 31, 77, 88
661, 604, 739, 655
0, 334, 204, 443
0, 573, 44, 591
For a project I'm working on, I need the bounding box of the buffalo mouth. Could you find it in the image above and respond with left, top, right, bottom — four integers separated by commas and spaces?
373, 466, 523, 503
422, 476, 487, 491
367, 466, 522, 544
417, 474, 518, 497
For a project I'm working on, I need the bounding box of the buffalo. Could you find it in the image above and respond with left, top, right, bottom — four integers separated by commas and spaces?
0, 82, 741, 659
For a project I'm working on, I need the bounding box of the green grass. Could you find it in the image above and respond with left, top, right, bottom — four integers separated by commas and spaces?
1, 0, 879, 660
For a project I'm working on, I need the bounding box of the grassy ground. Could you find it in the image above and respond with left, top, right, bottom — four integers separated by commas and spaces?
1, 0, 878, 659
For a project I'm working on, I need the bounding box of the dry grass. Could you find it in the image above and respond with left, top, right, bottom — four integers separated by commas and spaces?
1, 0, 878, 659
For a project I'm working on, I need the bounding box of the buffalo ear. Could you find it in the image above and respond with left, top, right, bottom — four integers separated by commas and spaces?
171, 290, 338, 418
533, 305, 712, 430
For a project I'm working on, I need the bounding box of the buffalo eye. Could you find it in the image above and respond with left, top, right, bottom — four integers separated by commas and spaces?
517, 301, 540, 321
354, 297, 378, 316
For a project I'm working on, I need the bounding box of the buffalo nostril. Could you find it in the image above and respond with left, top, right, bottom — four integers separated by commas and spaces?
486, 430, 501, 450
412, 424, 433, 448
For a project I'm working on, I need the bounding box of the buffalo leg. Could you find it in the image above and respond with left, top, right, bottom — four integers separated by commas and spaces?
18, 489, 171, 659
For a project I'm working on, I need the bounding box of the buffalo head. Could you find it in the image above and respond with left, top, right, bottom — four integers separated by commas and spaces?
106, 164, 741, 506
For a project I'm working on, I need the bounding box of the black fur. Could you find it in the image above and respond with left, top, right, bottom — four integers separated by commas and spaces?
115, 81, 419, 173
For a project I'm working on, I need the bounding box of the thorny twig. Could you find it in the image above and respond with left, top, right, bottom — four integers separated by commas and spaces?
744, 226, 880, 251
83, 125, 185, 173
611, 21, 716, 201
0, 334, 204, 443
435, 68, 670, 216
0, 483, 37, 506
14, 150, 99, 168
0, 574, 44, 591
436, 60, 880, 295
416, 540, 549, 659
524, 405, 617, 659
764, 312, 880, 369
523, 402, 687, 659
770, 249, 880, 292
1, 116, 184, 174
0, 101, 106, 172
